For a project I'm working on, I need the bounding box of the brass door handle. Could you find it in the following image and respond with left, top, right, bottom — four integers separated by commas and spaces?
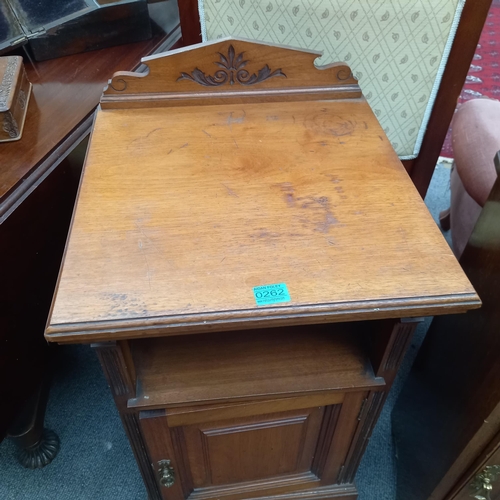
157, 459, 175, 488
470, 465, 500, 500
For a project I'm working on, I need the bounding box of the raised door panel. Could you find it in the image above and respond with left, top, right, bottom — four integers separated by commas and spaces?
183, 407, 324, 487
139, 392, 367, 500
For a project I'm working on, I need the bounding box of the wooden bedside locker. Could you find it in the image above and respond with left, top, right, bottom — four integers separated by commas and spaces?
45, 39, 480, 500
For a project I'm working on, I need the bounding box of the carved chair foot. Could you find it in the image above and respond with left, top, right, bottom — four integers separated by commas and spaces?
439, 207, 451, 231
17, 428, 60, 469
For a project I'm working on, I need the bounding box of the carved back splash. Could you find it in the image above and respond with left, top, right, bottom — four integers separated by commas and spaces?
101, 38, 361, 109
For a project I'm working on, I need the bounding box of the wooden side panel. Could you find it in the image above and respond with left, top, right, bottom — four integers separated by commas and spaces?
317, 391, 367, 485
338, 392, 385, 484
94, 342, 162, 500
140, 410, 190, 500
335, 319, 419, 484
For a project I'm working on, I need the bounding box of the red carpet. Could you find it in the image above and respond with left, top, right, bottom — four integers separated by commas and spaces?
441, 0, 500, 157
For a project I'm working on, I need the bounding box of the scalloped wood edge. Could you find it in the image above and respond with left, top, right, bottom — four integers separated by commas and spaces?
101, 38, 362, 109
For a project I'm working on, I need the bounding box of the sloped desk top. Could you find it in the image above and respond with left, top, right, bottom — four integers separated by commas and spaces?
45, 39, 480, 343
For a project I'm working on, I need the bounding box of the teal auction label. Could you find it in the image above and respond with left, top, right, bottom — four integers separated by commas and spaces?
253, 283, 291, 306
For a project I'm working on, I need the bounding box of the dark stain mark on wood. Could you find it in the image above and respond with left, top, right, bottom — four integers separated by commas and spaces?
316, 213, 339, 233
180, 143, 189, 149
202, 129, 212, 138
326, 174, 342, 184
146, 127, 162, 138
221, 183, 239, 197
251, 229, 281, 240
305, 111, 357, 137
296, 195, 339, 233
101, 292, 150, 317
110, 293, 128, 301
273, 182, 295, 207
259, 230, 280, 238
224, 110, 247, 128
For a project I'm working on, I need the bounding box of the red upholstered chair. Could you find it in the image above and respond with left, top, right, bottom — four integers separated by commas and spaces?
441, 98, 500, 257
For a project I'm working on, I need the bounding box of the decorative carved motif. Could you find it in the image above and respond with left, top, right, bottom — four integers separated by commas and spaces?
0, 58, 17, 108
110, 78, 128, 92
17, 428, 60, 469
337, 68, 354, 81
18, 89, 27, 110
177, 45, 286, 87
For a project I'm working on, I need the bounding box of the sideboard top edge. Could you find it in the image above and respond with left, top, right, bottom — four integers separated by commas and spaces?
45, 292, 480, 343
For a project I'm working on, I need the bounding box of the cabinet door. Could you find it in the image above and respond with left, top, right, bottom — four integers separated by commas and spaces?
139, 392, 366, 500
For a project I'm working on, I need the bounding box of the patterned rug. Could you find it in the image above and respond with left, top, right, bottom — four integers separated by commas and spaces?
441, 0, 500, 157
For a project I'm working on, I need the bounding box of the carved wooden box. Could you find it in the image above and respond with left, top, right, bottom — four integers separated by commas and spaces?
0, 55, 31, 142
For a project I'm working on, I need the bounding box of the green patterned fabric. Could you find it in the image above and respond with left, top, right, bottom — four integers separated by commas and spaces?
199, 0, 465, 158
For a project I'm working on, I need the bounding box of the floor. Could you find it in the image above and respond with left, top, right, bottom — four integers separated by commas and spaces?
0, 162, 453, 500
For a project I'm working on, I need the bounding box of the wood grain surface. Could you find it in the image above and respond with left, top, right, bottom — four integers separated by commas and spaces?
101, 39, 360, 109
46, 95, 478, 342
105, 38, 358, 96
172, 2, 494, 198
0, 33, 168, 203
128, 325, 382, 408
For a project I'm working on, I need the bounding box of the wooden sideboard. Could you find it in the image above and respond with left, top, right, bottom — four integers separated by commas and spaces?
45, 40, 479, 498
393, 154, 500, 500
0, 27, 179, 461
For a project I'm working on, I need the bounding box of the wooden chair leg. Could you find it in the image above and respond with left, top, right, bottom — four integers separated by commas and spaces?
439, 207, 451, 231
